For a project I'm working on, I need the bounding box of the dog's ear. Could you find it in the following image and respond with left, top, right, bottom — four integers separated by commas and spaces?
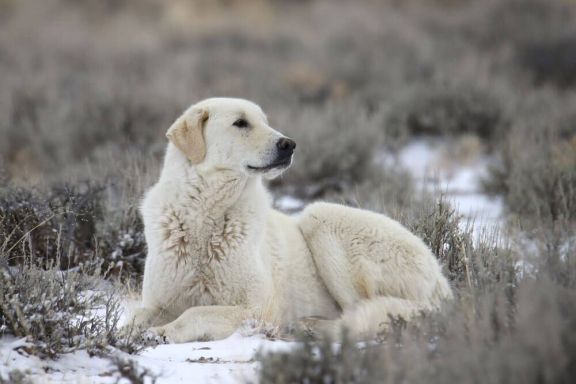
166, 108, 209, 164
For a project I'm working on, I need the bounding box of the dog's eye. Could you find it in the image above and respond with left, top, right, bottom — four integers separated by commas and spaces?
232, 118, 249, 128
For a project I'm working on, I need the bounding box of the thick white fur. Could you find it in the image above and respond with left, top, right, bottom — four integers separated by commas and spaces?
129, 97, 452, 343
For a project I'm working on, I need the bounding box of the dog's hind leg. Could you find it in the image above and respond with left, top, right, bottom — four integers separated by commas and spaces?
298, 202, 449, 340
299, 296, 427, 340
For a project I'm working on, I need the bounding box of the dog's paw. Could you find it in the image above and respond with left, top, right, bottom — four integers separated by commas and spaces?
140, 327, 170, 346
296, 316, 341, 339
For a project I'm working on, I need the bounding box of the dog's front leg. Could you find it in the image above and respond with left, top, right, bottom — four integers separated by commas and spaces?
149, 305, 247, 343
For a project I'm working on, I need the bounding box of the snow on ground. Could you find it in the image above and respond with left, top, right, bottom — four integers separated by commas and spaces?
1, 337, 114, 384
0, 138, 506, 383
274, 195, 304, 212
0, 332, 294, 383
136, 333, 292, 383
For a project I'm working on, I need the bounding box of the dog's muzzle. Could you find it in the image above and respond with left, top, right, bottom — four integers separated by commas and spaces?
247, 137, 296, 172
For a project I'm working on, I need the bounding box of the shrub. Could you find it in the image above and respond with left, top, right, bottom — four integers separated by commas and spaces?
517, 36, 576, 89
109, 356, 158, 384
270, 101, 385, 198
407, 198, 513, 288
0, 254, 144, 358
0, 183, 147, 280
463, 0, 576, 50
484, 108, 576, 225
0, 184, 103, 269
385, 86, 507, 145
258, 332, 381, 384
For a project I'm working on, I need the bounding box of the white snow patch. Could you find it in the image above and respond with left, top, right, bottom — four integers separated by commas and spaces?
1, 333, 295, 383
274, 195, 304, 212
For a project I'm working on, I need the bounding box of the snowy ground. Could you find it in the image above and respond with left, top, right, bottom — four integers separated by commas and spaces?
0, 333, 293, 383
0, 138, 505, 383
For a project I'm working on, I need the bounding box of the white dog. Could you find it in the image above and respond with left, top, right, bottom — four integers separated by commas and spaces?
129, 97, 452, 343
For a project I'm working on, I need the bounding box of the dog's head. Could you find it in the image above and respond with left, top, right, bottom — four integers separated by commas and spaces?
166, 98, 295, 179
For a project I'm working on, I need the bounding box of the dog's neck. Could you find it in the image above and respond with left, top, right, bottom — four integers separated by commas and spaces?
160, 144, 199, 181
160, 144, 270, 214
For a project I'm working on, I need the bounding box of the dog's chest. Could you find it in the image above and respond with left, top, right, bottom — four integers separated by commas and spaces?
160, 205, 259, 305
206, 213, 248, 263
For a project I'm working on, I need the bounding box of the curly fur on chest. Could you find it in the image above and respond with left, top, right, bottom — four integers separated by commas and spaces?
145, 174, 266, 306
159, 209, 248, 263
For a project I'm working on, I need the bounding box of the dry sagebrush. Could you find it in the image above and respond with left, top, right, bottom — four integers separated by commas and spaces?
0, 184, 146, 279
0, 256, 143, 358
0, 184, 148, 358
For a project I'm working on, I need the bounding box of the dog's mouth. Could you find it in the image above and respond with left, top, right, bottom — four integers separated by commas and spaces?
247, 158, 292, 172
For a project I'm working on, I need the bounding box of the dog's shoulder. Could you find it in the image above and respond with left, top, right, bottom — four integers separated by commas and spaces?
141, 181, 173, 214
140, 180, 197, 222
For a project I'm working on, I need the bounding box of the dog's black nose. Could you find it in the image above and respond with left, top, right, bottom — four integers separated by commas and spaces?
276, 138, 296, 156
